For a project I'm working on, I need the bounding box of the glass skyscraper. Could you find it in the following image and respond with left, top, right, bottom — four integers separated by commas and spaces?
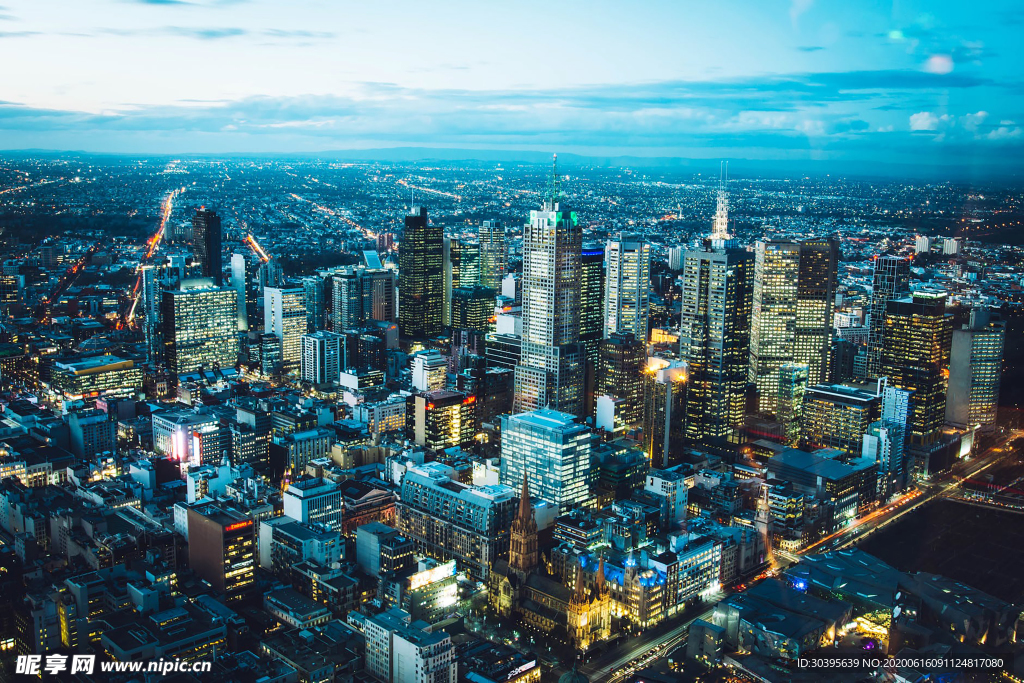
398, 207, 443, 339
604, 233, 651, 342
579, 245, 605, 416
264, 285, 306, 373
866, 255, 910, 379
161, 278, 238, 381
513, 160, 584, 416
478, 220, 507, 291
946, 308, 1005, 430
192, 208, 223, 286
500, 408, 591, 514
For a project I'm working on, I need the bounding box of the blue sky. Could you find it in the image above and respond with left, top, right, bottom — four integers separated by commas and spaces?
1, 0, 1022, 171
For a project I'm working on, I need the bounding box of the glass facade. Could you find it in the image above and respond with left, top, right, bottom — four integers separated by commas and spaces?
500, 409, 591, 513
398, 207, 443, 338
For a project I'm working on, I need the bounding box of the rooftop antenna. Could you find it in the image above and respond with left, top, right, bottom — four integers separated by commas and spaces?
545, 153, 560, 209
711, 159, 731, 241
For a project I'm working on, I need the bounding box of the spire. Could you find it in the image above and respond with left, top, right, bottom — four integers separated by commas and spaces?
572, 568, 587, 603
595, 557, 606, 594
517, 475, 532, 522
711, 159, 731, 241
544, 153, 560, 210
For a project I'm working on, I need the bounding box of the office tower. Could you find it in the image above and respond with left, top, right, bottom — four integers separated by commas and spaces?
866, 256, 910, 378
331, 270, 364, 331
398, 462, 517, 580
68, 409, 116, 459
596, 332, 646, 427
478, 220, 507, 290
800, 383, 880, 455
362, 268, 397, 322
580, 245, 605, 416
513, 159, 585, 416
229, 253, 249, 331
301, 331, 342, 385
259, 259, 284, 291
668, 246, 684, 271
265, 286, 306, 373
749, 238, 837, 415
450, 286, 495, 332
443, 238, 480, 328
642, 359, 687, 467
882, 288, 952, 446
411, 350, 448, 392
186, 506, 255, 602
363, 607, 458, 683
153, 410, 225, 465
302, 274, 327, 333
398, 207, 443, 339
604, 233, 651, 342
946, 309, 1005, 430
678, 246, 753, 445
141, 265, 162, 363
500, 408, 591, 514
409, 390, 477, 450
283, 478, 343, 531
161, 278, 238, 381
777, 362, 808, 446
864, 378, 912, 499
192, 208, 223, 285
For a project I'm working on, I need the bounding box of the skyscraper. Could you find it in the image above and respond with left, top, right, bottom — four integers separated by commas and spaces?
302, 274, 327, 333
596, 332, 646, 427
161, 278, 238, 381
500, 408, 591, 514
749, 238, 837, 414
229, 253, 249, 332
443, 238, 480, 328
265, 285, 306, 373
301, 331, 343, 385
776, 362, 808, 446
580, 246, 605, 416
398, 207, 443, 339
642, 358, 687, 467
604, 233, 651, 342
866, 256, 910, 378
678, 246, 753, 445
478, 220, 507, 291
513, 157, 584, 416
192, 208, 223, 286
946, 308, 1005, 430
881, 288, 952, 447
331, 269, 364, 331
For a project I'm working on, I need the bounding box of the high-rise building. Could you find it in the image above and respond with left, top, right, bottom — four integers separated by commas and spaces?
362, 268, 397, 322
409, 390, 477, 451
866, 256, 910, 378
398, 207, 443, 339
604, 233, 651, 342
398, 462, 516, 581
513, 159, 584, 416
186, 506, 255, 602
332, 269, 363, 331
668, 246, 684, 271
478, 220, 507, 291
302, 274, 327, 333
500, 409, 591, 514
642, 359, 687, 467
580, 245, 605, 416
265, 286, 306, 373
749, 239, 837, 414
192, 208, 223, 286
363, 607, 457, 683
301, 331, 343, 385
678, 246, 753, 445
863, 378, 912, 499
229, 253, 249, 331
596, 332, 646, 428
776, 362, 808, 446
443, 238, 480, 328
946, 309, 1005, 430
450, 286, 495, 333
283, 478, 343, 532
800, 383, 880, 455
161, 278, 238, 382
881, 288, 952, 446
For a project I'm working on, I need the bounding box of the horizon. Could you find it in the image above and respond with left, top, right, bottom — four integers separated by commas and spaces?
1, 0, 1023, 176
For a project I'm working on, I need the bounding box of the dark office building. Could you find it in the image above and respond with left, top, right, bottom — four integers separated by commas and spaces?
187, 505, 256, 602
597, 332, 646, 427
193, 208, 223, 286
398, 207, 443, 339
580, 246, 605, 415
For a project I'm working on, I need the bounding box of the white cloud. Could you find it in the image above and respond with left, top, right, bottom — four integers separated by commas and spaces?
909, 111, 951, 131
923, 54, 954, 74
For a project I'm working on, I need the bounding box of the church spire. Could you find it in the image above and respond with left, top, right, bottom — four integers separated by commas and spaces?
517, 474, 532, 523
595, 557, 606, 595
571, 568, 587, 604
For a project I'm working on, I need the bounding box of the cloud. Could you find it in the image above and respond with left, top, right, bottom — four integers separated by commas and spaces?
910, 111, 944, 131
95, 26, 334, 41
0, 30, 39, 38
790, 0, 814, 29
923, 54, 954, 74
797, 46, 824, 52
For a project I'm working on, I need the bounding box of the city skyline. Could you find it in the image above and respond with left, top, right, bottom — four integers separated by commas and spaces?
0, 1, 1021, 175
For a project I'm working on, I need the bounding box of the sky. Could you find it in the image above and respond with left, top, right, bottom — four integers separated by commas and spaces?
1, 0, 1023, 172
